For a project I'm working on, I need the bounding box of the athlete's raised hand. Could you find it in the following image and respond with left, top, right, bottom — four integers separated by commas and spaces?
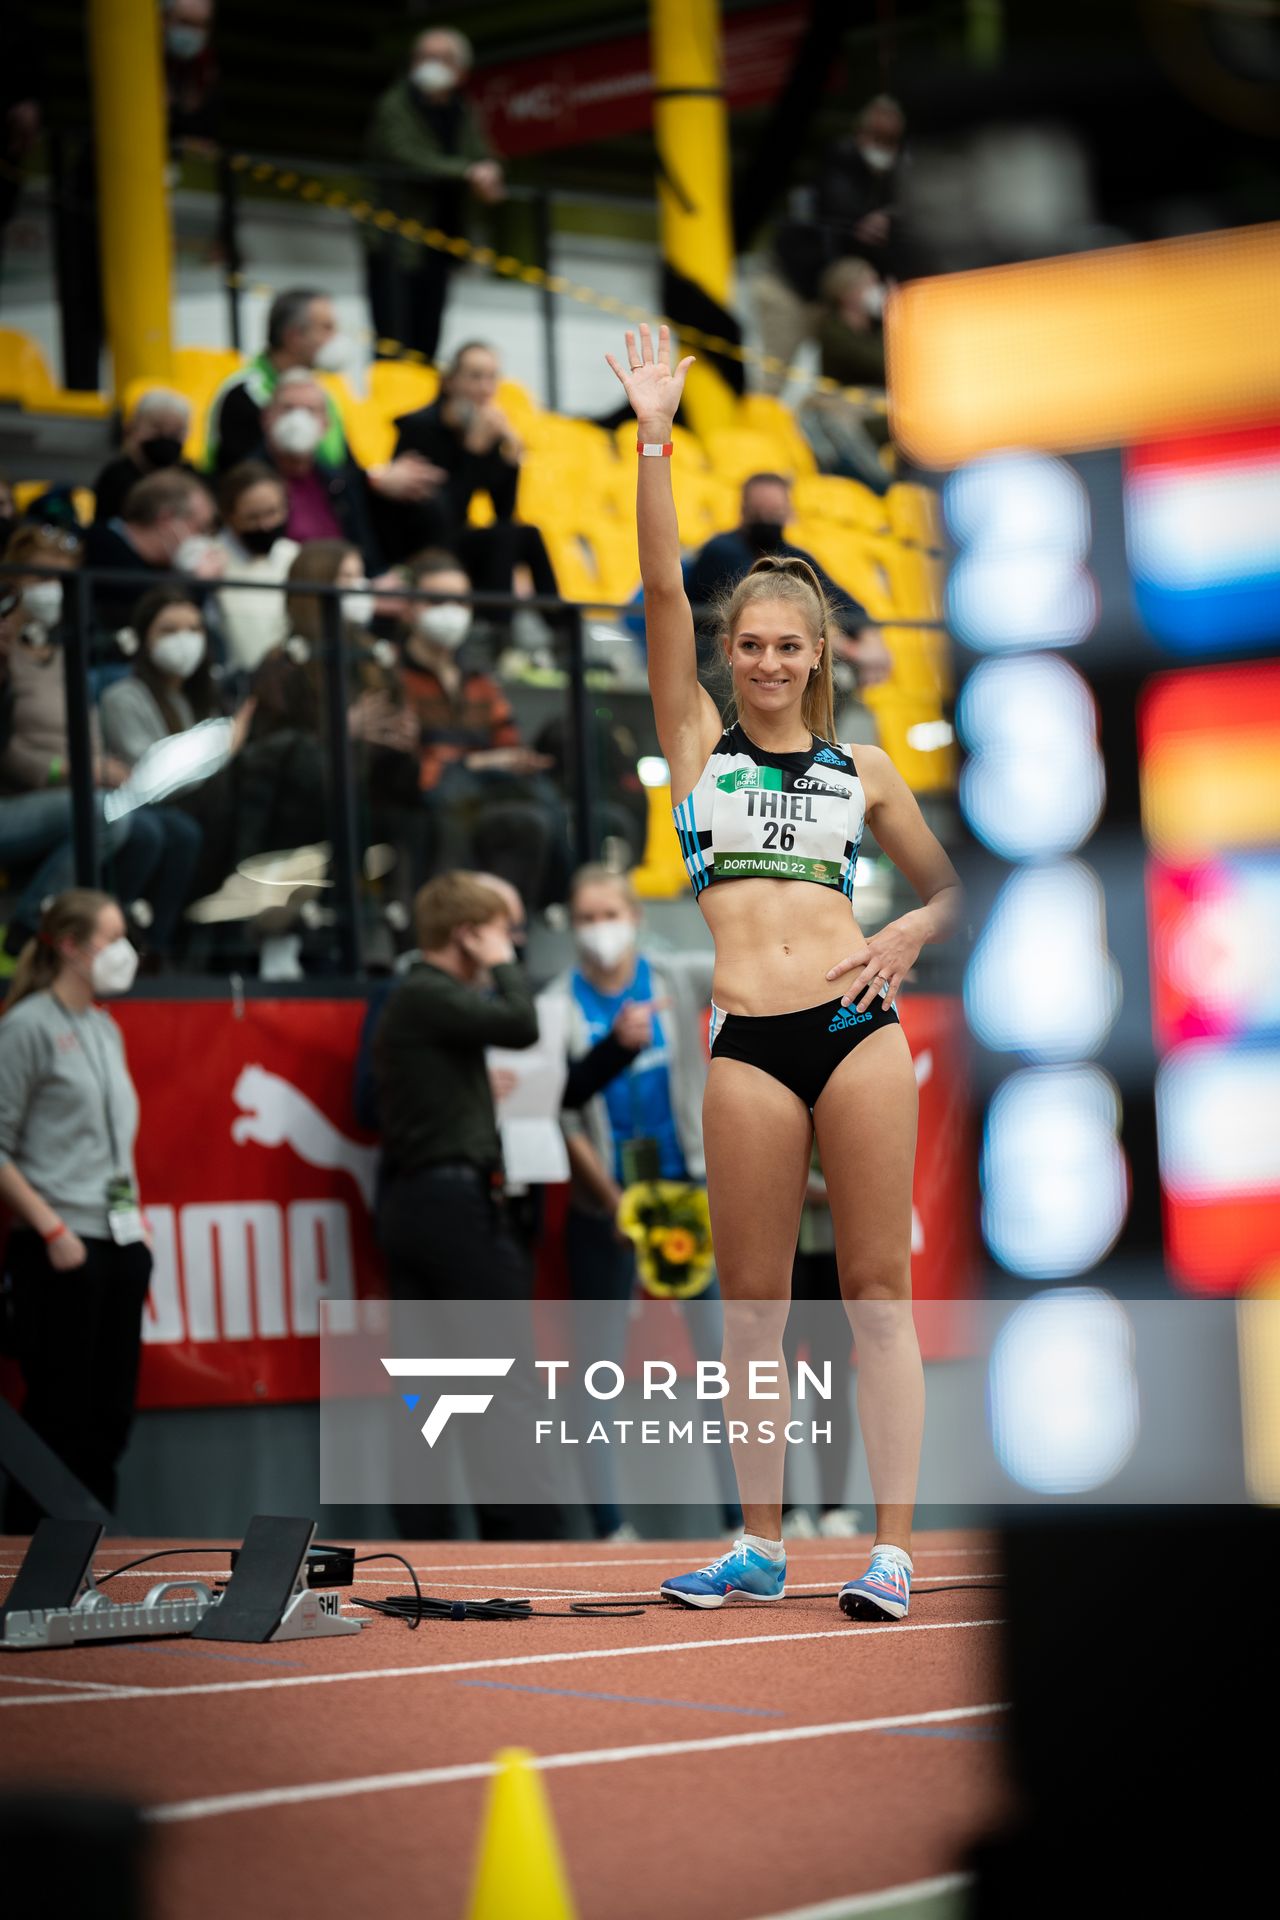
605, 324, 695, 436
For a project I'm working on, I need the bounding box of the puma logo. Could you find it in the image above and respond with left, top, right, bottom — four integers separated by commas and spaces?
231, 1064, 377, 1213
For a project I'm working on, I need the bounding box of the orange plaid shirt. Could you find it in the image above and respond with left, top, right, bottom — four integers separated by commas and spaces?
401, 662, 523, 792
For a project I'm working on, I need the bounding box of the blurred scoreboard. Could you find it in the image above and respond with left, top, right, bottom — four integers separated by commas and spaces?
886, 223, 1280, 1302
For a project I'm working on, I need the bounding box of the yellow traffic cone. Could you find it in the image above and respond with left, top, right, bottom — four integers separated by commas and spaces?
465, 1748, 577, 1920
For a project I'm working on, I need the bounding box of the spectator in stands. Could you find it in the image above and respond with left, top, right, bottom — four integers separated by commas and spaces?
0, 888, 151, 1533
99, 589, 223, 767
552, 862, 741, 1542
0, 5, 41, 295
163, 0, 219, 149
754, 97, 905, 395
392, 341, 559, 609
83, 469, 223, 636
397, 548, 571, 913
205, 289, 439, 537
238, 542, 426, 891
363, 28, 504, 362
795, 259, 893, 494
213, 462, 298, 673
0, 537, 135, 952
0, 473, 16, 551
254, 374, 381, 570
92, 388, 198, 526
0, 532, 201, 958
684, 473, 890, 687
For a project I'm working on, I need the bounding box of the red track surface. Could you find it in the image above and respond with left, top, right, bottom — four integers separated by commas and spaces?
0, 1532, 1012, 1919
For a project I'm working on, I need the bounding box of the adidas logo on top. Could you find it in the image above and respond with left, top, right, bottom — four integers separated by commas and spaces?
812, 746, 845, 767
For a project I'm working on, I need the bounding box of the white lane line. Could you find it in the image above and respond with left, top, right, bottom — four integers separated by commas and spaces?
0, 1616, 1006, 1710
749, 1872, 973, 1919
146, 1702, 1008, 1824
0, 1672, 135, 1692
1, 1546, 997, 1574
20, 1568, 997, 1598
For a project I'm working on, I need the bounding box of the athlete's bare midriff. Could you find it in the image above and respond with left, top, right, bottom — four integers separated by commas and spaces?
698, 876, 867, 1015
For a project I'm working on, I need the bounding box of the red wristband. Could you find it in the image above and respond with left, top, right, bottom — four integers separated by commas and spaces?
42, 1222, 67, 1244
637, 440, 674, 458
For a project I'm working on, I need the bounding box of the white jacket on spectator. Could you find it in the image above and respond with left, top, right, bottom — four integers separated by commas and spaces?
214, 530, 299, 672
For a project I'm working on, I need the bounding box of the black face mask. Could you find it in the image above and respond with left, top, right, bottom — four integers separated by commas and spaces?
239, 521, 288, 556
742, 518, 786, 554
142, 435, 184, 469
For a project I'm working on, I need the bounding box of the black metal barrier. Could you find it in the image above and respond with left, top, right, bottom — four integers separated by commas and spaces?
0, 561, 618, 978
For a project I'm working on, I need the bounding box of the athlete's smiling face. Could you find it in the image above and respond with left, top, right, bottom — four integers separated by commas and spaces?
728, 598, 821, 717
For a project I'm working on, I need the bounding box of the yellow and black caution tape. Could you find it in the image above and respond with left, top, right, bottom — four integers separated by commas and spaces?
226, 152, 887, 412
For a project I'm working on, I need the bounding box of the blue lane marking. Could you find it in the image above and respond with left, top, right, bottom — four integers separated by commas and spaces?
132, 1645, 306, 1669
460, 1680, 784, 1717
877, 1726, 1003, 1742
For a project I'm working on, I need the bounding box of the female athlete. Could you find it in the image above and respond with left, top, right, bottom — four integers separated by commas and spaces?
606, 325, 962, 1621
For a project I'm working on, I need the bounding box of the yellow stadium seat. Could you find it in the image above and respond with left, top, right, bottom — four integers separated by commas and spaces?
702, 427, 799, 488
862, 686, 956, 793
0, 329, 109, 418
738, 394, 817, 478
881, 626, 952, 702
340, 398, 396, 469
467, 491, 496, 528
788, 520, 896, 621
518, 455, 587, 528
10, 482, 97, 527
886, 482, 945, 549
497, 378, 538, 435
368, 359, 438, 421
791, 473, 889, 533
172, 345, 243, 399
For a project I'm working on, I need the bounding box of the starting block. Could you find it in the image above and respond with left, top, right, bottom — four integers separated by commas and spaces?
0, 1514, 362, 1651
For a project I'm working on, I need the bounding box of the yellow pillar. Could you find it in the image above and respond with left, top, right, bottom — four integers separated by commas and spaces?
88, 0, 173, 397
651, 0, 739, 438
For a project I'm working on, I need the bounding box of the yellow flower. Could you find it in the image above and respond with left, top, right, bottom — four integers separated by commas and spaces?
660, 1228, 696, 1264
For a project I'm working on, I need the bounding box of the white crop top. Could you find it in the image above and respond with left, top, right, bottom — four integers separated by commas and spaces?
673, 721, 865, 900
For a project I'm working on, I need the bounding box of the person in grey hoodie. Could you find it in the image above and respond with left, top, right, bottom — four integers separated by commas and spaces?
0, 888, 149, 1531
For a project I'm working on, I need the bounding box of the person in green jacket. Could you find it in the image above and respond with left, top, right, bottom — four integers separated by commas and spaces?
363, 26, 505, 363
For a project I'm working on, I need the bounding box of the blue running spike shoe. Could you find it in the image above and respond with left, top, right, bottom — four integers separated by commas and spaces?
661, 1538, 786, 1609
839, 1548, 913, 1622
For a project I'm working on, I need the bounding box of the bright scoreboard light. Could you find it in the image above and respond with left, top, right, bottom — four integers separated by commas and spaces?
920, 226, 1280, 1306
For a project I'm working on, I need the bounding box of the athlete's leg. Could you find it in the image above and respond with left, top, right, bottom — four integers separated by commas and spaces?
702, 1056, 813, 1539
812, 1024, 922, 1557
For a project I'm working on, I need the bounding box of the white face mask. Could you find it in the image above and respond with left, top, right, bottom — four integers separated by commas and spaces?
862, 281, 886, 318
150, 628, 205, 680
271, 408, 323, 457
413, 58, 456, 94
574, 920, 636, 971
860, 143, 897, 173
166, 23, 208, 59
416, 603, 471, 649
341, 587, 376, 628
90, 936, 138, 998
21, 581, 62, 629
172, 533, 216, 572
312, 333, 352, 373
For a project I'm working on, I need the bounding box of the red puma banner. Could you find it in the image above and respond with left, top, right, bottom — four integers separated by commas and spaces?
118, 998, 381, 1409
21, 992, 975, 1411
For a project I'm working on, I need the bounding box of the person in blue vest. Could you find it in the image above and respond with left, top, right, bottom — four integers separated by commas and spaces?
551, 862, 742, 1543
